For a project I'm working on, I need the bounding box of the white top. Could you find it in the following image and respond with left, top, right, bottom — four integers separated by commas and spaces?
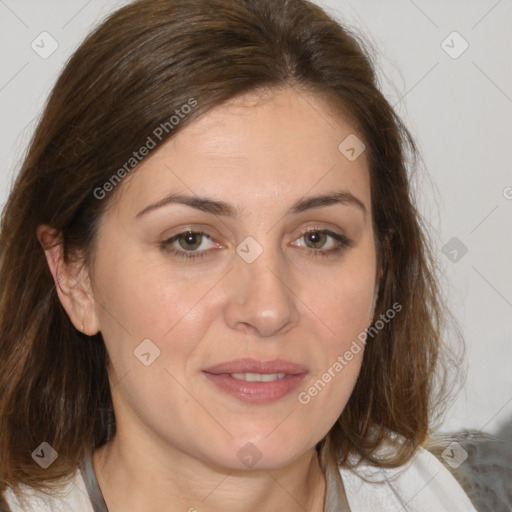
3, 446, 477, 511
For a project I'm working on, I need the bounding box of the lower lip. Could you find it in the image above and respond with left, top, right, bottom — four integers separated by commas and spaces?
203, 372, 308, 404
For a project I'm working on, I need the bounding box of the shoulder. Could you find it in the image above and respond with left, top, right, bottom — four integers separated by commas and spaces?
339, 445, 478, 512
2, 470, 93, 512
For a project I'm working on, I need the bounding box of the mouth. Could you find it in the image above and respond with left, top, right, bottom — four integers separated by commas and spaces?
230, 372, 287, 382
202, 358, 308, 404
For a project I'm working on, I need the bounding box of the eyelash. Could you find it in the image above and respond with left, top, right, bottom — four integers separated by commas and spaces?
160, 228, 351, 261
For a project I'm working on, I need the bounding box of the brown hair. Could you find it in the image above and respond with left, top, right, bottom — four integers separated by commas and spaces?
0, 0, 461, 497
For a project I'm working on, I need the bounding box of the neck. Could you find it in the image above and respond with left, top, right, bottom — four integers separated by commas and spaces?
93, 430, 326, 512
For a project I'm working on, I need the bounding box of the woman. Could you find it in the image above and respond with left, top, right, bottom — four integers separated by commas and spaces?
0, 0, 477, 510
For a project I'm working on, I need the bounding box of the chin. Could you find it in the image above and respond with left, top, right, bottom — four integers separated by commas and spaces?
202, 434, 315, 472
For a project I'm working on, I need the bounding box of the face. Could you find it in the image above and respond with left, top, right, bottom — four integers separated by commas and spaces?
87, 86, 378, 470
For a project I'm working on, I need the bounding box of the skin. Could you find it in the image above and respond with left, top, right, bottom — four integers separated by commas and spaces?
38, 86, 379, 511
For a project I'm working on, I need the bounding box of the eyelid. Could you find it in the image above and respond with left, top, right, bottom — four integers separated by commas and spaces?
295, 225, 349, 241
162, 230, 216, 245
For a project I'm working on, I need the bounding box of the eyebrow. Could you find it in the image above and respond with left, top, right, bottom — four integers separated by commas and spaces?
135, 190, 367, 219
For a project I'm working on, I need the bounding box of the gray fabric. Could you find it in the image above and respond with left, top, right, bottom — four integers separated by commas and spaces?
426, 422, 512, 512
320, 438, 352, 512
324, 455, 352, 511
80, 451, 109, 512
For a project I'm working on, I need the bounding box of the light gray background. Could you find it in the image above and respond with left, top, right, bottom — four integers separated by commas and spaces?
1, 0, 511, 435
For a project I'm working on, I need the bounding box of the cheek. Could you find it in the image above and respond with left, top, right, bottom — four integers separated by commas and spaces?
93, 245, 220, 343
92, 256, 224, 448
305, 244, 377, 349
92, 251, 234, 445
292, 242, 377, 432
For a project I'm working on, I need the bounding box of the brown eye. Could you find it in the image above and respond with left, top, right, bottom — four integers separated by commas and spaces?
303, 230, 328, 249
176, 231, 204, 251
160, 230, 217, 261
293, 228, 352, 258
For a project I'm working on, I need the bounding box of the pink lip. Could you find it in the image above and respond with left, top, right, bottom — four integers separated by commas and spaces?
202, 358, 308, 404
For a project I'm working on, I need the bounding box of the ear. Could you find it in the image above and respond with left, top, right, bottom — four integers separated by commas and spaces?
36, 225, 100, 336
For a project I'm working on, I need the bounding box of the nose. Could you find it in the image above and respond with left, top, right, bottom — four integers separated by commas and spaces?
223, 245, 300, 338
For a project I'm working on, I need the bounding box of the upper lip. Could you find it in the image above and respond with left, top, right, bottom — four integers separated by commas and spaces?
203, 358, 308, 375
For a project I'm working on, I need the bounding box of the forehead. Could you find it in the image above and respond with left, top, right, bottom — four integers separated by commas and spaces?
112, 86, 371, 219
